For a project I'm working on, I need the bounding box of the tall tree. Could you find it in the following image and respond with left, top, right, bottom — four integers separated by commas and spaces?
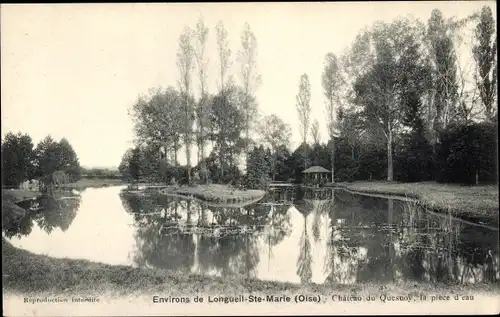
259, 114, 292, 181
118, 148, 134, 181
1, 132, 35, 186
194, 17, 210, 182
354, 19, 430, 181
177, 26, 195, 183
214, 20, 232, 153
336, 106, 363, 160
119, 147, 144, 182
34, 135, 60, 179
209, 87, 246, 181
322, 53, 342, 181
129, 87, 184, 166
216, 21, 232, 93
245, 145, 271, 189
310, 119, 320, 145
426, 9, 459, 140
129, 147, 143, 183
57, 138, 81, 181
296, 73, 312, 169
473, 5, 497, 121
238, 22, 261, 169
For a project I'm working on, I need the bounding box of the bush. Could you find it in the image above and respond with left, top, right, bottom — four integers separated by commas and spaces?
356, 146, 387, 180
336, 165, 358, 182
394, 132, 434, 182
436, 122, 498, 185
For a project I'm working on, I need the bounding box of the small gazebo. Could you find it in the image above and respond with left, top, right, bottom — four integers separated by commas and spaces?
302, 166, 331, 186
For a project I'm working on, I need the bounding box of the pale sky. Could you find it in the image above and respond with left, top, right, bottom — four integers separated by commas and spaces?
1, 2, 495, 168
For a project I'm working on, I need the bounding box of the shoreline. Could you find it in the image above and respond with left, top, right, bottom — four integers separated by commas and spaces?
3, 239, 499, 297
327, 181, 499, 224
2, 178, 127, 202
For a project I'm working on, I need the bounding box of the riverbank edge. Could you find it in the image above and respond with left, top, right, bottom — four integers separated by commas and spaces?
122, 184, 267, 206
3, 239, 499, 297
327, 181, 499, 223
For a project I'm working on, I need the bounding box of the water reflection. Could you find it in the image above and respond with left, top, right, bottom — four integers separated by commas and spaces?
3, 190, 81, 239
120, 193, 293, 279
4, 186, 499, 286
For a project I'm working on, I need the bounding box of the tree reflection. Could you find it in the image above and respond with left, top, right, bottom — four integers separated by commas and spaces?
3, 213, 35, 239
122, 194, 287, 278
35, 194, 80, 233
456, 222, 499, 283
321, 189, 499, 286
296, 206, 312, 283
120, 190, 499, 286
3, 190, 81, 237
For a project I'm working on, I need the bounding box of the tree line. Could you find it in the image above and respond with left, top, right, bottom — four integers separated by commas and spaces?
1, 132, 81, 188
120, 6, 497, 188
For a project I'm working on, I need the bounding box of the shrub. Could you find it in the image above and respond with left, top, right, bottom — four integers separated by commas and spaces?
394, 132, 434, 182
436, 122, 498, 185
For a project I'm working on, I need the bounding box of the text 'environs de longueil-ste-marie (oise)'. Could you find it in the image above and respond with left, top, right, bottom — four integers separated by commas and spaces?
151, 293, 476, 304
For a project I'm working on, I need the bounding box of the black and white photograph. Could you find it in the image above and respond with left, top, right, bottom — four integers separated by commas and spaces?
2, 2, 499, 315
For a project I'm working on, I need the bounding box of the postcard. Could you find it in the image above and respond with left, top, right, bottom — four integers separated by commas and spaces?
2, 2, 499, 316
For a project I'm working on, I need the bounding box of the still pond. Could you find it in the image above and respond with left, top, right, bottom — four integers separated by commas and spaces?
4, 185, 499, 285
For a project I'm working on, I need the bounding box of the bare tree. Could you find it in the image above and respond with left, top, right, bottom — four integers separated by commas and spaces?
310, 119, 320, 145
473, 6, 497, 121
176, 26, 195, 183
296, 73, 311, 169
238, 22, 261, 169
425, 9, 459, 145
216, 21, 232, 93
214, 21, 232, 176
322, 53, 342, 182
194, 17, 209, 182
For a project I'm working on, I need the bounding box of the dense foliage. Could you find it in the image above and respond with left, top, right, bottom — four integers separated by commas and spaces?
1, 133, 81, 187
119, 6, 497, 189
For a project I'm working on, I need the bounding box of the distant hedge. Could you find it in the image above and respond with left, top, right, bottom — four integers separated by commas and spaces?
81, 174, 122, 180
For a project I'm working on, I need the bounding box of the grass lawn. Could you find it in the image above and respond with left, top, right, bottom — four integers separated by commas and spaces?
3, 238, 498, 297
331, 181, 499, 221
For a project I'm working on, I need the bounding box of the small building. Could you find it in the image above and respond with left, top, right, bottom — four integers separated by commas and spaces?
302, 166, 331, 186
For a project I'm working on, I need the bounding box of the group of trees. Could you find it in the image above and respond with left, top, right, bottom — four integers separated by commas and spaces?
121, 6, 497, 188
121, 18, 263, 185
292, 5, 497, 185
1, 132, 81, 188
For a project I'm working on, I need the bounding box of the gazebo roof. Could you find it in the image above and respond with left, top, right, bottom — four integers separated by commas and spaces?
302, 166, 331, 173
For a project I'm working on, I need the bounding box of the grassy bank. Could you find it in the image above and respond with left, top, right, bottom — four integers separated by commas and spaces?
330, 181, 499, 222
2, 189, 41, 204
124, 184, 267, 206
3, 239, 498, 297
168, 184, 266, 205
